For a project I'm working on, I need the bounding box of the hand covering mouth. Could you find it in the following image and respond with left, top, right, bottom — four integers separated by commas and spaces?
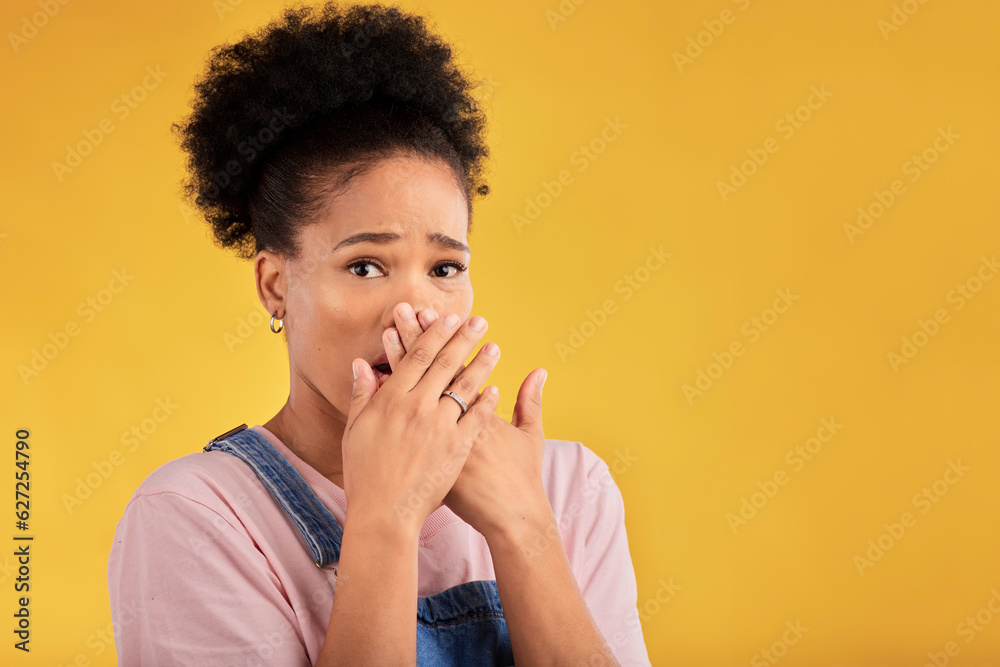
369, 353, 465, 385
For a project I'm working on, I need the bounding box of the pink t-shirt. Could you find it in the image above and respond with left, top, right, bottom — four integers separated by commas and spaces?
107, 425, 651, 666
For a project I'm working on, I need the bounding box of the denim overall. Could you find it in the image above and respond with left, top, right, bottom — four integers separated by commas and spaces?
203, 424, 515, 666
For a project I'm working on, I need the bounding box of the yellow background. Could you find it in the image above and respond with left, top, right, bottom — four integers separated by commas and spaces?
2, 0, 999, 664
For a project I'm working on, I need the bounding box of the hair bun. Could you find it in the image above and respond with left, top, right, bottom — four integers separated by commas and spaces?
173, 1, 490, 260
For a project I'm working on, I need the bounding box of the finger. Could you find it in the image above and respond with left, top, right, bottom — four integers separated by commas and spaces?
345, 358, 377, 432
377, 329, 408, 390
392, 302, 431, 360
416, 307, 437, 334
419, 309, 472, 387
458, 385, 501, 445
384, 327, 405, 377
392, 311, 468, 391
385, 308, 434, 372
384, 311, 468, 388
415, 315, 489, 402
511, 368, 546, 432
439, 340, 500, 420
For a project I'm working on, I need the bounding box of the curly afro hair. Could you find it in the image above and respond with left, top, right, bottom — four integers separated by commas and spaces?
173, 1, 491, 261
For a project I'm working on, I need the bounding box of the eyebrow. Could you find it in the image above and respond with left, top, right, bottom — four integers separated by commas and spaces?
333, 231, 470, 254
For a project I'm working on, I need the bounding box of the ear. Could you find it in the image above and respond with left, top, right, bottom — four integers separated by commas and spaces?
255, 249, 286, 319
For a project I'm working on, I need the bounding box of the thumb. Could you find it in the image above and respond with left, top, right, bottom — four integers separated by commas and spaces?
511, 369, 546, 432
345, 359, 376, 432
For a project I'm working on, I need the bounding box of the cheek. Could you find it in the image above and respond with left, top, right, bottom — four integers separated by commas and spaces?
449, 288, 474, 320
287, 273, 354, 341
287, 291, 364, 407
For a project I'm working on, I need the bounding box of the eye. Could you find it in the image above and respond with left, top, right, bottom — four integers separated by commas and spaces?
347, 260, 385, 278
432, 261, 468, 278
346, 258, 468, 279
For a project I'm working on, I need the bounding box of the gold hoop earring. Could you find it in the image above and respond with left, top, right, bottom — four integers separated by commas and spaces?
270, 311, 284, 334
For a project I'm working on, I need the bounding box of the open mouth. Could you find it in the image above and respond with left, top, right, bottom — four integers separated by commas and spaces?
371, 361, 393, 387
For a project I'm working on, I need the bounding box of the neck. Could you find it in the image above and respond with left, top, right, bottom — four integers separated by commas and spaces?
264, 384, 347, 490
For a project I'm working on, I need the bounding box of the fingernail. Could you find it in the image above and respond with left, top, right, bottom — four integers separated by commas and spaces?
399, 303, 414, 321
352, 360, 359, 380
387, 330, 400, 346
443, 313, 460, 327
469, 316, 487, 332
540, 370, 548, 395
421, 309, 438, 327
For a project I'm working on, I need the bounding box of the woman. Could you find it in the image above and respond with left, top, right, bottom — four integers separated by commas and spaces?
107, 3, 650, 665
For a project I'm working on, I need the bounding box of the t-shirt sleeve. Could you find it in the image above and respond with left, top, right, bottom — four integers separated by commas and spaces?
107, 490, 311, 666
575, 454, 652, 667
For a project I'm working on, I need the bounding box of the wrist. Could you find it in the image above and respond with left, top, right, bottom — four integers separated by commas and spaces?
483, 493, 557, 549
344, 504, 423, 545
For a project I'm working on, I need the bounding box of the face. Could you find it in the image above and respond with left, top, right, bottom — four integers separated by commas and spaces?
255, 152, 473, 419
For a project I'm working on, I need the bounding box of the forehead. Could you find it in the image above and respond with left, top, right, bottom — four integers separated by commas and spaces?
305, 153, 470, 251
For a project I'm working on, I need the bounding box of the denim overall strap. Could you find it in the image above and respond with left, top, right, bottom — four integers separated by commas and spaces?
202, 424, 343, 566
